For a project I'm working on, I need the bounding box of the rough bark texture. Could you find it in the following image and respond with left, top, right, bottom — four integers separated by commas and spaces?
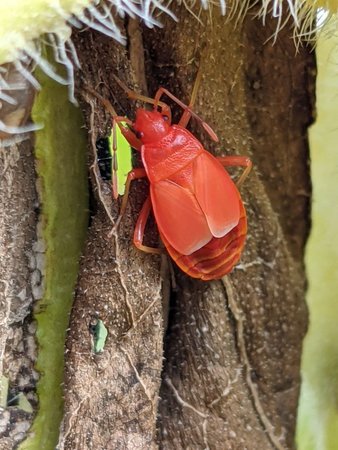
62, 5, 313, 450
0, 132, 39, 448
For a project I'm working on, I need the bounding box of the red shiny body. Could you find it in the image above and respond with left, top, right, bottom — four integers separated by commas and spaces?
160, 203, 246, 281
131, 109, 248, 280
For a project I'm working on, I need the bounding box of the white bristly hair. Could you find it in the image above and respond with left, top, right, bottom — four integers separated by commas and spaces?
0, 0, 332, 141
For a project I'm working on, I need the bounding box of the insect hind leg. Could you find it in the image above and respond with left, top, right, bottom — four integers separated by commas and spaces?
217, 156, 252, 188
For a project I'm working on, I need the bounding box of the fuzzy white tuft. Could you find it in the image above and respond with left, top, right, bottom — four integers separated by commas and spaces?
0, 0, 336, 142
0, 0, 180, 141
256, 0, 334, 46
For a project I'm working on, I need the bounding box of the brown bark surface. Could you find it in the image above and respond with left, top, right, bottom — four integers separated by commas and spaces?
62, 5, 314, 450
0, 134, 39, 447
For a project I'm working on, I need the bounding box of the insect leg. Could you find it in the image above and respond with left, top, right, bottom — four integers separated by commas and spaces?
84, 85, 140, 148
217, 156, 252, 188
115, 118, 142, 151
114, 168, 147, 230
133, 196, 162, 254
85, 86, 142, 146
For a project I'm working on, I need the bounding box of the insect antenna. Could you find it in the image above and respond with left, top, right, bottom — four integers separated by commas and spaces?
154, 84, 219, 143
112, 75, 172, 121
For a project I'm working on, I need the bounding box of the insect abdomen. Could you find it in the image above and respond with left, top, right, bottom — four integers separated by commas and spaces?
160, 201, 247, 280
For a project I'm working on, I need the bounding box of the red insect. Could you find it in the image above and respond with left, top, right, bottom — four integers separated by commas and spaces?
91, 73, 252, 281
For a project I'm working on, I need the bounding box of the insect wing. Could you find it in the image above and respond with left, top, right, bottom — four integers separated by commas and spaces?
193, 152, 241, 237
151, 180, 213, 255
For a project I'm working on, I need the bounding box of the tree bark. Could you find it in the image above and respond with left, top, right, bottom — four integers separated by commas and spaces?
0, 4, 314, 450
61, 5, 314, 449
0, 60, 40, 447
0, 135, 39, 448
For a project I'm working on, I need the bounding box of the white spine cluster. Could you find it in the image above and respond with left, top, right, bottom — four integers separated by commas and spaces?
0, 0, 332, 138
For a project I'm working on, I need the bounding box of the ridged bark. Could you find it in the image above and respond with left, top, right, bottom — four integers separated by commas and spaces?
61, 4, 313, 450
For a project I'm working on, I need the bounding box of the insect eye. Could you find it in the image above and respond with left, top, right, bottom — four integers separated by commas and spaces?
135, 131, 144, 139
162, 115, 169, 121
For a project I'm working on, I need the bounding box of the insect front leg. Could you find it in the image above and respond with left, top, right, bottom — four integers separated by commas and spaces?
217, 156, 252, 188
133, 196, 162, 255
116, 119, 142, 151
114, 168, 147, 230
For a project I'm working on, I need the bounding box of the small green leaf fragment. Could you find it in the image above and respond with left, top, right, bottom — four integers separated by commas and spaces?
92, 319, 108, 353
107, 125, 132, 195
